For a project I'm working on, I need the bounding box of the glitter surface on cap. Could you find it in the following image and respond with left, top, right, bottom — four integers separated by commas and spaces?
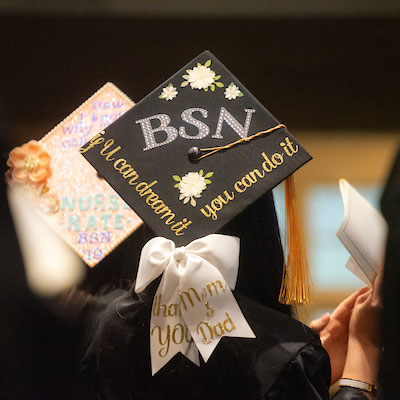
39, 82, 142, 267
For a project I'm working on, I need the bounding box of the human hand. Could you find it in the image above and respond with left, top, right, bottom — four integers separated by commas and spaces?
310, 287, 370, 384
340, 287, 381, 397
340, 265, 383, 398
348, 288, 381, 349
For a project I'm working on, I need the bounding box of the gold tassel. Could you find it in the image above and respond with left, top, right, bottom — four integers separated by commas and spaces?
279, 175, 311, 305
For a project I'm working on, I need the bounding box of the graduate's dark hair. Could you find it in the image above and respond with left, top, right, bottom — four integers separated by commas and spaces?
74, 190, 304, 399
79, 189, 290, 316
220, 190, 290, 316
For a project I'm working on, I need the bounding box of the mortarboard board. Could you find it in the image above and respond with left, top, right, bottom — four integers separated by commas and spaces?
5, 83, 143, 268
80, 51, 311, 304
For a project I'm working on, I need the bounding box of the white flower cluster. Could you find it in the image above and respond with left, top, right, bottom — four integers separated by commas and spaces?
173, 170, 213, 207
159, 83, 178, 101
224, 82, 244, 100
162, 61, 244, 102
181, 60, 224, 92
183, 65, 215, 90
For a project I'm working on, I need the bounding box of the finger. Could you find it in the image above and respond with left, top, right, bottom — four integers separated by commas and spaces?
331, 287, 370, 319
320, 334, 330, 346
310, 313, 330, 332
309, 314, 329, 332
372, 260, 384, 306
354, 289, 372, 306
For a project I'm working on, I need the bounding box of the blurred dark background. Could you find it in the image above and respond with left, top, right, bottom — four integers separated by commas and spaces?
0, 0, 399, 151
0, 3, 399, 398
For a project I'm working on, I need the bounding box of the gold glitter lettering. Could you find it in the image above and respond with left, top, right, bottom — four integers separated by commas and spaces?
211, 198, 223, 211
234, 180, 246, 193
199, 204, 217, 220
199, 191, 235, 221
213, 322, 225, 337
204, 301, 215, 317
242, 173, 257, 187
152, 294, 182, 318
79, 130, 105, 153
172, 324, 185, 345
128, 175, 139, 186
179, 288, 202, 311
136, 181, 157, 196
231, 142, 298, 195
280, 136, 299, 156
114, 158, 127, 170
250, 168, 265, 180
196, 321, 213, 344
101, 139, 121, 161
146, 193, 159, 206
159, 208, 176, 225
271, 152, 284, 165
223, 312, 236, 333
151, 199, 164, 210
151, 325, 170, 357
91, 137, 191, 236
171, 218, 192, 236
206, 280, 227, 296
196, 312, 236, 345
261, 152, 277, 172
168, 304, 179, 317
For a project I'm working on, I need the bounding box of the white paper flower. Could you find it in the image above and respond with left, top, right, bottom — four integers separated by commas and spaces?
173, 170, 213, 207
159, 84, 178, 101
181, 60, 224, 92
179, 172, 206, 197
187, 65, 215, 90
224, 82, 244, 100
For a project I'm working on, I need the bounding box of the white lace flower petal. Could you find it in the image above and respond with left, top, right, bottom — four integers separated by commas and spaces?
224, 83, 241, 100
179, 172, 207, 198
186, 65, 216, 90
160, 85, 178, 101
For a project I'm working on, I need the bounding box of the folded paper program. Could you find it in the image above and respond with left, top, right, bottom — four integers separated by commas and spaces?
135, 234, 255, 375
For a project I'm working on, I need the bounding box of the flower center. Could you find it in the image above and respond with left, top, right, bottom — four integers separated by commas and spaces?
25, 157, 39, 172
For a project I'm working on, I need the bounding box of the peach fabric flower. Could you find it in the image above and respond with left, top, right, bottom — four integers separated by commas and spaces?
6, 140, 52, 186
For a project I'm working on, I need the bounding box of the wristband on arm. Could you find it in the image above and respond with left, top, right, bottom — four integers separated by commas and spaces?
339, 378, 378, 396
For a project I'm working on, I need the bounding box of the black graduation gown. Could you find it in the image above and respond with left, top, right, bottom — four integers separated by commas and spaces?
0, 168, 85, 399
81, 287, 332, 400
380, 150, 400, 399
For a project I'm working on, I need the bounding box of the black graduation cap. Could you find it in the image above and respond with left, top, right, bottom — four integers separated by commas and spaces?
80, 51, 312, 304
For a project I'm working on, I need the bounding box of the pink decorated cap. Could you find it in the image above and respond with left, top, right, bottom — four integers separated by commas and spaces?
6, 83, 143, 267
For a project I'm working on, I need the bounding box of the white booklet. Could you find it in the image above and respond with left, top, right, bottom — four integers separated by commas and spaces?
336, 179, 387, 286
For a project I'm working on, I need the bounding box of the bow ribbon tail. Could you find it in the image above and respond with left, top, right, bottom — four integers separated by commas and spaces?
150, 265, 199, 375
179, 255, 255, 363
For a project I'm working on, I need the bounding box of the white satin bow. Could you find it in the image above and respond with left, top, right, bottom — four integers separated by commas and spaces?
135, 234, 255, 375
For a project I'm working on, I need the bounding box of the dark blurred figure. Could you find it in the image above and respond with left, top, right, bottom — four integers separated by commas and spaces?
0, 123, 85, 399
380, 148, 400, 400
